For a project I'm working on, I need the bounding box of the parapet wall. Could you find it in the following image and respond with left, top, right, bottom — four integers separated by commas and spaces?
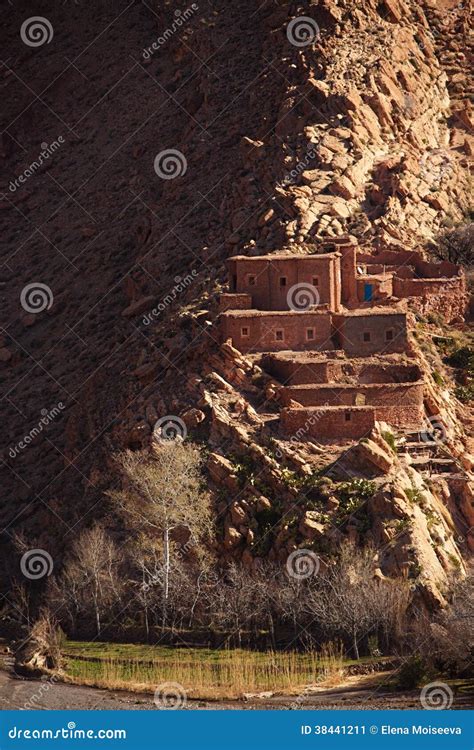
219, 293, 253, 313
281, 402, 424, 439
280, 406, 376, 440
393, 276, 465, 298
262, 353, 345, 385
261, 353, 422, 386
356, 250, 461, 281
281, 381, 425, 408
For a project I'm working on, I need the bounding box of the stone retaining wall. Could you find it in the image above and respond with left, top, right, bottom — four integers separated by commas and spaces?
280, 381, 425, 408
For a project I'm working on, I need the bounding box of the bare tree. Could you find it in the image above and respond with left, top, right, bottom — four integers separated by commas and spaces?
432, 222, 473, 267
108, 442, 213, 627
50, 525, 123, 637
208, 563, 261, 647
304, 544, 410, 659
428, 573, 474, 674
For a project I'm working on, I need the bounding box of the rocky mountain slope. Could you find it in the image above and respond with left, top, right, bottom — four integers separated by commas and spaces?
0, 1, 472, 602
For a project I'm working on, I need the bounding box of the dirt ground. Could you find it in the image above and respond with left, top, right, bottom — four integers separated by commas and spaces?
1, 658, 472, 711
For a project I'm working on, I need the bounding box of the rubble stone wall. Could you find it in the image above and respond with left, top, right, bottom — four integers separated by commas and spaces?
262, 355, 337, 384
281, 406, 376, 439
281, 401, 424, 438
219, 293, 253, 312
263, 355, 422, 385
406, 288, 469, 323
393, 276, 465, 298
281, 381, 425, 407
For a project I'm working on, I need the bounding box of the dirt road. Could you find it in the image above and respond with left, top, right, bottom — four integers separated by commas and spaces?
1, 658, 472, 711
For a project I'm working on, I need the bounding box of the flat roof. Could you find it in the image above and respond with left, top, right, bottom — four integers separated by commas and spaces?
282, 405, 376, 412
284, 381, 424, 390
335, 307, 406, 317
264, 350, 345, 361
221, 308, 330, 317
228, 253, 340, 262
357, 273, 394, 280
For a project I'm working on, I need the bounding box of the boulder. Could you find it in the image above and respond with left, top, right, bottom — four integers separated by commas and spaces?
181, 408, 205, 429
121, 295, 155, 318
224, 525, 242, 550
299, 511, 325, 540
354, 438, 395, 474
329, 175, 357, 200
207, 453, 239, 491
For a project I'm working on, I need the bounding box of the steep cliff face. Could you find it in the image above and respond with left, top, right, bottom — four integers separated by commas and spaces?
0, 1, 471, 593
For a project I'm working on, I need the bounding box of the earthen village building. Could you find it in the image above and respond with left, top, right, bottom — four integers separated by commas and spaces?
219, 237, 466, 439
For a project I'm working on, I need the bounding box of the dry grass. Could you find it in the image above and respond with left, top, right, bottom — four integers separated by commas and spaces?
64, 643, 345, 700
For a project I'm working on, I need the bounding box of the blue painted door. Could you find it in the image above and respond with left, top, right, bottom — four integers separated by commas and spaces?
364, 283, 373, 302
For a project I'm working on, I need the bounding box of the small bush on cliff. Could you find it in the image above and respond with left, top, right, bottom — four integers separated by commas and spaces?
455, 383, 474, 403
337, 479, 376, 505
433, 222, 473, 267
445, 346, 474, 372
382, 431, 397, 454
432, 370, 445, 387
445, 346, 474, 402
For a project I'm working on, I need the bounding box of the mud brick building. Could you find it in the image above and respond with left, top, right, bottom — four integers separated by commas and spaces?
219, 239, 465, 440
226, 252, 341, 311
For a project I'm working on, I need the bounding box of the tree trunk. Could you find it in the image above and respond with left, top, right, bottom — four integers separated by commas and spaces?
268, 613, 275, 649
94, 596, 101, 638
353, 629, 359, 660
162, 527, 170, 629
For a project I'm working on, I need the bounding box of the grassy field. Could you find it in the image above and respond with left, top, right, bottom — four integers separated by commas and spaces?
63, 640, 350, 699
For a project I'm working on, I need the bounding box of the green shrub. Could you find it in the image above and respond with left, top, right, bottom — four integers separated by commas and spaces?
397, 656, 432, 689
432, 370, 445, 387
445, 346, 474, 372
334, 479, 376, 524
382, 431, 397, 453
455, 384, 474, 403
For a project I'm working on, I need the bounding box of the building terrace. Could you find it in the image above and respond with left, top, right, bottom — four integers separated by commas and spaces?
219, 240, 464, 439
